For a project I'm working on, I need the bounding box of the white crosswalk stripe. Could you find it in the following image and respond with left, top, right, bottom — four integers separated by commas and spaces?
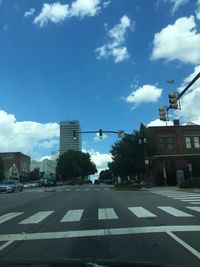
61, 209, 83, 222
158, 206, 193, 217
1, 205, 198, 227
98, 208, 118, 220
19, 211, 54, 224
186, 206, 200, 213
128, 207, 157, 218
0, 212, 23, 224
152, 191, 200, 204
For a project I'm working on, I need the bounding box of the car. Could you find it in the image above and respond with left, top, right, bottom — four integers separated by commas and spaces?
94, 179, 100, 184
0, 180, 23, 193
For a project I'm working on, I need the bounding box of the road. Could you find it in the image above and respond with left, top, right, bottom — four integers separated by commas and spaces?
0, 184, 200, 266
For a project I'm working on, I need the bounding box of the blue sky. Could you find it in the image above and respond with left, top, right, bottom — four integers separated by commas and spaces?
1, 0, 200, 171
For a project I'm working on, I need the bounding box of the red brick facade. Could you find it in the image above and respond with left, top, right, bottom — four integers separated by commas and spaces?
141, 122, 200, 185
0, 152, 30, 181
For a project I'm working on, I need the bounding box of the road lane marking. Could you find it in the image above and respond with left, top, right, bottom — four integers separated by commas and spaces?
186, 207, 200, 213
61, 209, 83, 222
0, 241, 14, 252
98, 208, 118, 220
64, 189, 71, 192
158, 207, 193, 217
167, 231, 200, 260
94, 188, 100, 191
189, 202, 200, 204
19, 211, 54, 224
84, 188, 90, 191
0, 225, 200, 242
0, 212, 23, 224
104, 188, 109, 190
180, 199, 200, 202
173, 196, 200, 199
75, 189, 81, 191
128, 207, 157, 218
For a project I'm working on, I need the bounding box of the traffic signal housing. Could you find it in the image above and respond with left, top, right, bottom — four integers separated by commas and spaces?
73, 130, 77, 141
159, 107, 167, 121
169, 92, 179, 109
99, 129, 103, 139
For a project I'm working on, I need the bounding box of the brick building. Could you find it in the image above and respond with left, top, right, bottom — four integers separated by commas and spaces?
0, 152, 30, 181
141, 120, 200, 185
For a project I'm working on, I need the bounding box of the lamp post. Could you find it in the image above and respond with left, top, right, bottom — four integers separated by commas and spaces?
138, 138, 149, 183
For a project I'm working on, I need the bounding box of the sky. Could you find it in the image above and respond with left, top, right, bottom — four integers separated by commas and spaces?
1, 0, 200, 173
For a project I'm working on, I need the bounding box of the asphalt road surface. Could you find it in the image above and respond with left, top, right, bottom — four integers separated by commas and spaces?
0, 184, 200, 266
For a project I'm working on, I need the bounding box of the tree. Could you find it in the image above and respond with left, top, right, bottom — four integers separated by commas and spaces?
108, 131, 156, 180
0, 157, 4, 181
29, 168, 40, 181
99, 169, 112, 181
56, 150, 97, 180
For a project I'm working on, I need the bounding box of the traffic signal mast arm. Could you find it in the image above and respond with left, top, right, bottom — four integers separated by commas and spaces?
166, 72, 200, 111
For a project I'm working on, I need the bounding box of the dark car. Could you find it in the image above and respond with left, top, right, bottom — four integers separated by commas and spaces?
94, 179, 100, 184
0, 180, 23, 193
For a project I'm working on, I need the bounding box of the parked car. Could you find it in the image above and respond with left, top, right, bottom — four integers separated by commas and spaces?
94, 179, 100, 184
23, 182, 31, 189
0, 180, 23, 193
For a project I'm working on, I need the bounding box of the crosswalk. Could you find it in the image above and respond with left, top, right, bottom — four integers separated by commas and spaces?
24, 188, 111, 193
0, 206, 199, 226
152, 191, 200, 205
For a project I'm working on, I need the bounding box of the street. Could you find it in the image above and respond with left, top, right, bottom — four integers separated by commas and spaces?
0, 184, 200, 266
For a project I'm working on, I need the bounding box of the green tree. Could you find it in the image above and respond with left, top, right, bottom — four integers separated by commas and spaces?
56, 150, 97, 180
99, 169, 112, 181
0, 157, 5, 181
29, 168, 40, 181
108, 131, 156, 180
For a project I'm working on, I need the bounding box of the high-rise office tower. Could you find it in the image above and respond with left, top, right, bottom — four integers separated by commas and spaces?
60, 120, 81, 154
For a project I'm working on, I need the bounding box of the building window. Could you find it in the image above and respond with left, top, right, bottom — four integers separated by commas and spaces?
158, 137, 165, 149
185, 137, 192, 148
166, 137, 173, 149
194, 136, 200, 148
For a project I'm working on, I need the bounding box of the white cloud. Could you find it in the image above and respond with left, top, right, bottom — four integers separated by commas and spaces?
0, 110, 59, 155
40, 155, 52, 161
151, 16, 200, 65
196, 0, 200, 20
34, 2, 70, 27
96, 15, 132, 63
94, 132, 108, 142
174, 66, 200, 124
169, 0, 189, 14
38, 139, 59, 149
148, 119, 174, 127
83, 148, 112, 172
126, 85, 163, 105
34, 0, 108, 27
24, 8, 35, 18
70, 0, 101, 17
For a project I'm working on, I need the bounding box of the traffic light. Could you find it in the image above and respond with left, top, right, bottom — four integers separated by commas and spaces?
73, 130, 77, 141
99, 129, 103, 139
169, 92, 179, 109
159, 107, 167, 121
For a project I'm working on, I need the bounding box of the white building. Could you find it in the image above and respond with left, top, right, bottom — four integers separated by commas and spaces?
31, 159, 57, 178
60, 120, 81, 154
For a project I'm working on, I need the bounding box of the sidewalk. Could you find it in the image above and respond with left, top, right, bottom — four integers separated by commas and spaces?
145, 186, 200, 193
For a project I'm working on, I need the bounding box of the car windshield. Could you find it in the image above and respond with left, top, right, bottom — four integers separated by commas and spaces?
2, 180, 15, 185
0, 1, 200, 267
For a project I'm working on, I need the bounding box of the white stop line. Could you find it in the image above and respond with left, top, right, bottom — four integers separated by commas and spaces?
0, 225, 200, 259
